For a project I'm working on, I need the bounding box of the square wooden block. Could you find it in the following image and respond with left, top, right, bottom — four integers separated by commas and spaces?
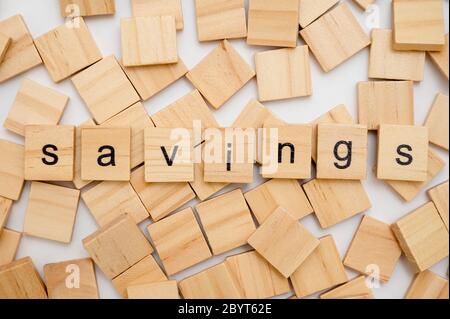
83, 214, 153, 279
35, 18, 101, 83
0, 197, 13, 233
0, 257, 47, 299
369, 29, 425, 81
82, 181, 149, 227
4, 79, 69, 136
24, 182, 80, 243
0, 140, 24, 200
195, 0, 247, 42
127, 281, 180, 299
377, 124, 428, 182
303, 178, 371, 228
320, 276, 374, 299
44, 258, 99, 299
316, 124, 368, 180
247, 0, 299, 48
73, 120, 96, 190
358, 81, 414, 130
344, 216, 402, 282
131, 0, 184, 30
392, 202, 449, 272
225, 251, 290, 299
148, 207, 212, 275
0, 229, 21, 266
121, 16, 177, 67
196, 189, 256, 255
424, 93, 449, 151
299, 0, 339, 28
0, 15, 42, 83
255, 46, 312, 102
300, 3, 370, 72
81, 127, 131, 181
392, 0, 445, 51
291, 235, 348, 298
248, 207, 319, 278
0, 33, 11, 64
187, 40, 255, 109
405, 271, 449, 299
428, 181, 449, 231
24, 125, 75, 181
59, 0, 116, 17
429, 33, 449, 79
244, 179, 313, 224
72, 55, 140, 124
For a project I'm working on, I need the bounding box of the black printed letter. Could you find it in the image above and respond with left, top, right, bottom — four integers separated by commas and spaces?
42, 144, 58, 165
97, 146, 116, 167
333, 141, 352, 169
161, 146, 179, 167
278, 143, 295, 164
396, 144, 413, 166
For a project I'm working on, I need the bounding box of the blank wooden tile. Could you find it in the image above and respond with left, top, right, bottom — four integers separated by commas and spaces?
424, 93, 449, 150
83, 214, 153, 279
195, 0, 247, 42
344, 216, 402, 282
428, 181, 449, 231
187, 40, 255, 109
428, 33, 449, 79
148, 207, 212, 275
127, 280, 180, 299
0, 33, 11, 64
225, 251, 290, 299
82, 181, 149, 227
59, 0, 116, 17
300, 3, 370, 72
244, 179, 313, 224
0, 15, 42, 83
255, 46, 312, 102
248, 207, 319, 278
392, 0, 445, 51
247, 0, 299, 48
392, 202, 449, 272
4, 79, 69, 136
72, 55, 140, 124
24, 182, 80, 243
24, 125, 75, 181
377, 125, 428, 182
0, 197, 13, 233
35, 18, 101, 83
44, 258, 99, 299
130, 166, 195, 222
179, 262, 242, 299
317, 124, 368, 180
299, 0, 339, 28
121, 16, 177, 67
112, 255, 167, 297
121, 58, 187, 101
303, 178, 371, 229
131, 0, 184, 30
0, 228, 21, 266
320, 276, 374, 299
369, 29, 425, 81
73, 120, 96, 190
81, 127, 131, 181
353, 0, 375, 10
196, 189, 256, 255
358, 81, 414, 130
0, 139, 24, 200
291, 235, 348, 298
405, 270, 449, 299
0, 257, 47, 299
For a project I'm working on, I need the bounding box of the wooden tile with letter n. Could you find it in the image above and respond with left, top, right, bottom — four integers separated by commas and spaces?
0, 197, 13, 233
59, 0, 116, 17
247, 0, 299, 48
81, 127, 131, 181
298, 0, 339, 28
44, 258, 99, 299
320, 276, 374, 299
428, 33, 449, 80
34, 18, 101, 83
290, 235, 348, 298
300, 3, 370, 72
24, 125, 75, 181
424, 93, 449, 151
248, 207, 319, 278
405, 270, 449, 299
83, 214, 153, 279
196, 189, 256, 255
428, 181, 449, 231
0, 139, 25, 200
127, 281, 180, 299
147, 207, 212, 276
0, 257, 47, 299
0, 228, 21, 266
0, 33, 11, 65
131, 0, 184, 30
377, 124, 428, 182
186, 40, 255, 109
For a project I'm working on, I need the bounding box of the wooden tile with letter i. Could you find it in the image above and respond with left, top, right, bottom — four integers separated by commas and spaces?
298, 0, 339, 28
377, 125, 428, 182
81, 127, 131, 181
131, 0, 184, 30
320, 276, 374, 299
0, 139, 24, 200
0, 197, 13, 233
405, 271, 449, 299
24, 125, 75, 181
428, 33, 449, 79
59, 0, 116, 17
0, 33, 11, 64
127, 281, 180, 299
316, 124, 368, 180
428, 181, 449, 231
0, 228, 21, 266
424, 93, 449, 151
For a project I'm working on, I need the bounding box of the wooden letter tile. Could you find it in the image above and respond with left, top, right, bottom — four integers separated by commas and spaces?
131, 0, 184, 30
73, 120, 96, 189
0, 32, 11, 64
0, 228, 21, 266
59, 0, 116, 17
320, 276, 374, 299
424, 93, 449, 151
405, 270, 449, 299
127, 281, 180, 299
148, 207, 212, 275
428, 181, 449, 231
24, 182, 80, 243
0, 197, 13, 233
299, 0, 339, 28
0, 140, 24, 200
353, 0, 375, 10
428, 33, 449, 79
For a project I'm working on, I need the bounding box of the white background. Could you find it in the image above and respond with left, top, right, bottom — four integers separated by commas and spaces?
0, 0, 448, 299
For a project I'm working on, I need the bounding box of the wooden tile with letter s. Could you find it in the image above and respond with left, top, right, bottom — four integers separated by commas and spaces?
320, 276, 374, 299
0, 139, 25, 200
428, 181, 449, 231
0, 197, 13, 234
405, 270, 449, 299
59, 0, 116, 17
298, 0, 339, 28
0, 33, 11, 64
127, 281, 180, 299
131, 0, 184, 30
428, 33, 449, 80
424, 93, 449, 151
0, 228, 21, 267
